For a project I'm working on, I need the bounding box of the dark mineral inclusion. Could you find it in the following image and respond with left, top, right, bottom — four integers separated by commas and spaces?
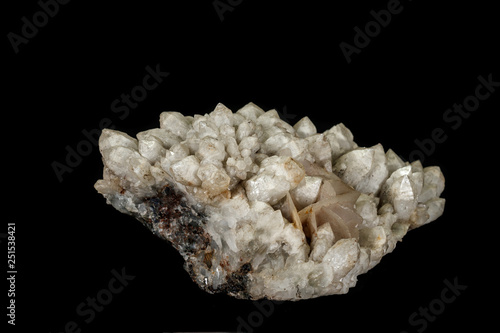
140, 184, 253, 299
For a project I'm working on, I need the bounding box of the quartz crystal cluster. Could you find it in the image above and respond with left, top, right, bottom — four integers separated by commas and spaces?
95, 102, 445, 300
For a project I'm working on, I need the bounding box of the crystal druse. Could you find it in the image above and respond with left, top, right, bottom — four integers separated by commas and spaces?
95, 103, 445, 300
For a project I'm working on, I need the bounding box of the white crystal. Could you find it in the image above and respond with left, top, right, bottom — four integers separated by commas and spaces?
170, 155, 202, 187
332, 144, 388, 195
159, 111, 191, 140
290, 176, 323, 210
245, 156, 305, 205
95, 102, 446, 301
293, 116, 317, 138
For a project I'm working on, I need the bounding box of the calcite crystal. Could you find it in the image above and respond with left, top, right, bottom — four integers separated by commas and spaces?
94, 102, 445, 300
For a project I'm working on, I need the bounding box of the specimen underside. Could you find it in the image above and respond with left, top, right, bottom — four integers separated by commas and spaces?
95, 102, 445, 300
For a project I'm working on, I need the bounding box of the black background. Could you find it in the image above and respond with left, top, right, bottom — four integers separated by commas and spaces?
5, 0, 499, 332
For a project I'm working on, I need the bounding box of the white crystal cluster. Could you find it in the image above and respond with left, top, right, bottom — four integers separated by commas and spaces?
95, 102, 445, 300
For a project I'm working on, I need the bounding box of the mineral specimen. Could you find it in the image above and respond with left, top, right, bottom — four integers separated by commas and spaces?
94, 102, 445, 300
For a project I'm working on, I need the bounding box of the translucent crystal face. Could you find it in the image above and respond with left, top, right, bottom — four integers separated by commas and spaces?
95, 102, 445, 300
